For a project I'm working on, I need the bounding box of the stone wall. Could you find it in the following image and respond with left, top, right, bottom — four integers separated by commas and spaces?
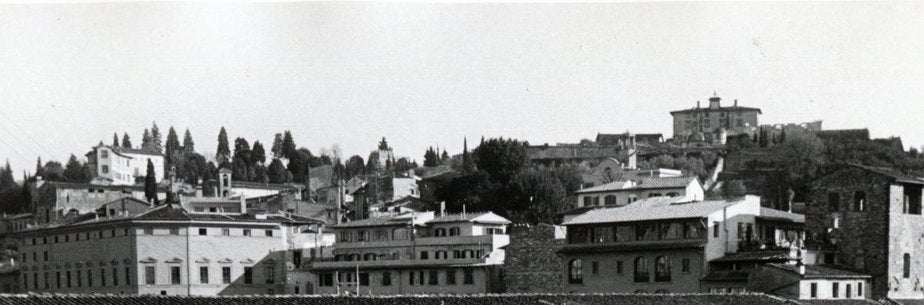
504, 224, 564, 293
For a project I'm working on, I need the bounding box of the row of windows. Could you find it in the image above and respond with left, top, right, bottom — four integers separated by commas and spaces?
334, 249, 485, 262
827, 192, 868, 213
317, 269, 475, 287
22, 267, 132, 290
582, 193, 681, 207
26, 227, 276, 246
568, 222, 703, 244
809, 281, 863, 298
568, 256, 691, 284
337, 226, 478, 243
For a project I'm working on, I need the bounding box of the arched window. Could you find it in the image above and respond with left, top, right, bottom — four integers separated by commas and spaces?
357, 230, 368, 241
628, 195, 638, 204
373, 230, 388, 241
435, 228, 447, 237
904, 253, 911, 278
854, 191, 866, 212
338, 232, 352, 242
568, 259, 583, 284
604, 195, 617, 206
654, 256, 671, 282
363, 253, 377, 261
392, 228, 408, 240
449, 227, 461, 236
634, 257, 649, 283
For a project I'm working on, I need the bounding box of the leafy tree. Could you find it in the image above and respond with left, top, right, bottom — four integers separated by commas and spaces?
232, 137, 252, 181
267, 159, 289, 183
42, 161, 65, 181
122, 133, 133, 149
345, 155, 366, 178
441, 149, 450, 164
112, 133, 120, 147
252, 164, 269, 183
474, 137, 528, 183
423, 147, 440, 167
216, 127, 230, 163
251, 141, 266, 165
182, 129, 195, 153
0, 161, 15, 192
394, 157, 416, 173
63, 154, 88, 182
271, 133, 284, 158
366, 151, 381, 174
144, 159, 158, 204
319, 155, 332, 166
151, 122, 163, 153
721, 180, 748, 199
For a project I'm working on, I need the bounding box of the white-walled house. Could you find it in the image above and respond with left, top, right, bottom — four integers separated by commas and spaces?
86, 145, 165, 185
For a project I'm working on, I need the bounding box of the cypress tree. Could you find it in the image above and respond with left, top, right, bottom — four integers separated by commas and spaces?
145, 159, 158, 205
216, 127, 230, 163
182, 129, 195, 153
112, 133, 120, 147
151, 122, 163, 153
122, 133, 133, 149
165, 127, 180, 165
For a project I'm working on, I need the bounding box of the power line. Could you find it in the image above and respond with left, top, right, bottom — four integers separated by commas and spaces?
0, 111, 56, 157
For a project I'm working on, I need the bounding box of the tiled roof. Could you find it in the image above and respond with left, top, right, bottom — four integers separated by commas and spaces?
564, 196, 738, 225
711, 251, 792, 263
0, 293, 797, 305
331, 214, 411, 228
848, 163, 924, 185
429, 212, 500, 224
231, 181, 303, 191
576, 176, 698, 194
757, 208, 805, 223
768, 263, 871, 279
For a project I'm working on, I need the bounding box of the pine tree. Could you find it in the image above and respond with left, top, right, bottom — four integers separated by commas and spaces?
122, 133, 133, 149
267, 158, 288, 183
216, 127, 230, 163
112, 133, 120, 147
271, 133, 284, 158
151, 122, 163, 153
251, 141, 266, 165
142, 129, 153, 151
145, 159, 158, 205
182, 129, 195, 153
63, 154, 87, 182
282, 131, 296, 159
0, 160, 15, 191
35, 157, 45, 178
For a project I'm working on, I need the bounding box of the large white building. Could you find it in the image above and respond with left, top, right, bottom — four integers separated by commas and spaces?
86, 145, 165, 185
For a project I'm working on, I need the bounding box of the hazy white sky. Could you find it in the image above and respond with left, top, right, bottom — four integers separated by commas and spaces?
1, 1, 923, 174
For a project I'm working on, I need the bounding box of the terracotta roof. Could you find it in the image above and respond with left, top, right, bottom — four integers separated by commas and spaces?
768, 263, 871, 279
0, 294, 797, 305
564, 197, 740, 225
576, 176, 698, 194
711, 251, 791, 263
330, 214, 412, 228
757, 208, 805, 223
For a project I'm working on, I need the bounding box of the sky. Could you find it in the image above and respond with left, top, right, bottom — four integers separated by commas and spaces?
1, 1, 923, 175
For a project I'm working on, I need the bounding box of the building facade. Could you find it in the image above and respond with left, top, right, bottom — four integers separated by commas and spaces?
16, 199, 323, 296
31, 180, 167, 225
559, 195, 764, 293
307, 211, 509, 295
807, 164, 924, 299
86, 145, 165, 186
670, 95, 761, 143
749, 264, 871, 301
574, 176, 704, 210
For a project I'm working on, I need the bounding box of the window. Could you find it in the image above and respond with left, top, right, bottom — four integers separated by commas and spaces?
604, 195, 617, 205
87, 269, 93, 287
264, 266, 275, 284
56, 272, 61, 288
112, 268, 119, 286
170, 267, 181, 284
77, 270, 82, 287
906, 186, 922, 215
634, 257, 649, 283
449, 227, 460, 236
655, 256, 671, 282
125, 267, 131, 285
568, 259, 583, 284
593, 196, 600, 205
591, 261, 599, 275
904, 253, 911, 278
199, 266, 209, 284
592, 227, 612, 243
659, 223, 681, 240
199, 228, 207, 236
616, 261, 624, 275
858, 282, 863, 297
854, 191, 866, 212
243, 267, 253, 285
243, 229, 251, 237
828, 192, 840, 211
169, 228, 180, 235
463, 269, 474, 284
382, 272, 392, 286
373, 230, 388, 241
409, 271, 415, 285
428, 270, 438, 285
447, 270, 457, 285
357, 272, 368, 286
627, 195, 638, 204
144, 266, 155, 285
583, 196, 593, 207
43, 251, 48, 261
222, 228, 230, 236
392, 228, 408, 240
222, 267, 231, 284
102, 165, 109, 174
846, 284, 852, 298
101, 150, 109, 158
832, 282, 839, 298
713, 222, 720, 238
144, 227, 153, 235
66, 271, 71, 288
682, 258, 691, 273
318, 273, 333, 287
265, 230, 273, 237
636, 224, 657, 241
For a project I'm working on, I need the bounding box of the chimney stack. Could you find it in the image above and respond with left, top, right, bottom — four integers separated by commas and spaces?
797, 261, 805, 276
734, 99, 738, 107
709, 96, 721, 109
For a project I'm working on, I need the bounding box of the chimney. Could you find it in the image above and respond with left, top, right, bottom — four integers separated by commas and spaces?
440, 201, 446, 217
709, 96, 721, 109
696, 101, 700, 109
734, 99, 738, 107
